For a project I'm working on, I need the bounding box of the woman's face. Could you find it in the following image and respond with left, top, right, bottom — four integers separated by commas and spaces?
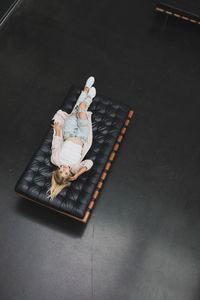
59, 165, 71, 179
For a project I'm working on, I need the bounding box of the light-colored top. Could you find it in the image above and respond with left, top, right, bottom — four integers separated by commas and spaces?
50, 109, 93, 175
59, 140, 82, 166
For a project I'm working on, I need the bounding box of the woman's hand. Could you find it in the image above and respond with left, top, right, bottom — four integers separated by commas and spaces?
69, 174, 78, 181
69, 167, 87, 182
52, 121, 62, 136
52, 121, 61, 131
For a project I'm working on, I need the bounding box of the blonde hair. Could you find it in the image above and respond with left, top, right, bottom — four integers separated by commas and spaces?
46, 168, 72, 201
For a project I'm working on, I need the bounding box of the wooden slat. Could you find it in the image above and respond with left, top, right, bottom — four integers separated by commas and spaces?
83, 211, 90, 223
93, 190, 99, 199
114, 143, 119, 151
166, 10, 172, 15
125, 119, 130, 126
16, 193, 88, 223
97, 181, 103, 189
128, 110, 134, 118
121, 127, 127, 134
109, 151, 116, 161
117, 135, 123, 143
101, 171, 107, 180
155, 7, 164, 12
105, 162, 111, 170
88, 201, 95, 209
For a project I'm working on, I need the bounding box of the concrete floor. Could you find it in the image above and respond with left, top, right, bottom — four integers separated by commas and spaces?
0, 1, 200, 299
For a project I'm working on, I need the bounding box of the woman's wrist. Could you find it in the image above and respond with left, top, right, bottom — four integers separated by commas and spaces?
76, 166, 87, 177
55, 130, 61, 136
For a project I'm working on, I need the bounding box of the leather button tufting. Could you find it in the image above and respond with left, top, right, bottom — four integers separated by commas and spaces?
14, 86, 134, 222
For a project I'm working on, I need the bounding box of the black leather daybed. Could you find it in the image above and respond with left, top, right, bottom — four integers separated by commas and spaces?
14, 85, 134, 223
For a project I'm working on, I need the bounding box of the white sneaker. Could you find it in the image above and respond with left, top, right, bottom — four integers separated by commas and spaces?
87, 87, 96, 99
85, 76, 95, 89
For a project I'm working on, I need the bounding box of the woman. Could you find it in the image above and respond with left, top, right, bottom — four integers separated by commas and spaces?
46, 76, 96, 200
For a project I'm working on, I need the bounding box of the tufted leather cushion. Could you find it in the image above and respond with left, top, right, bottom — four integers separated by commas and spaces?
15, 85, 134, 223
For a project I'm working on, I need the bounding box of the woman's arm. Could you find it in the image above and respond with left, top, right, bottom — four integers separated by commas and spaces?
55, 128, 61, 136
50, 122, 63, 166
70, 159, 93, 178
52, 122, 62, 136
69, 166, 87, 181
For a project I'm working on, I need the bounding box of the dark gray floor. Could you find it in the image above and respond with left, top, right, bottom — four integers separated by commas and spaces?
0, 1, 200, 299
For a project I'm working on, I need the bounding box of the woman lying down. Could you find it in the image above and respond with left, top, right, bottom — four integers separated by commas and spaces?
46, 76, 96, 200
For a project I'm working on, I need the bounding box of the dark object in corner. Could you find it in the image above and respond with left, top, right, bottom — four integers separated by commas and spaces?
155, 1, 200, 25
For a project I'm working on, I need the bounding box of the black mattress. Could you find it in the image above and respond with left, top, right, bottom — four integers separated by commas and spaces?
14, 85, 134, 223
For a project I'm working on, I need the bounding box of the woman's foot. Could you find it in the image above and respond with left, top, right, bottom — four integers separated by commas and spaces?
84, 87, 96, 108
84, 76, 95, 92
87, 86, 96, 99
75, 77, 96, 110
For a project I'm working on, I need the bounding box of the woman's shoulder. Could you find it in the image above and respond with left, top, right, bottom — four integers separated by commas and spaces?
57, 109, 69, 116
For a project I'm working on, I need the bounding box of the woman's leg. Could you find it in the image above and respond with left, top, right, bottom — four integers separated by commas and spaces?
63, 114, 78, 139
75, 94, 93, 143
70, 87, 89, 115
62, 111, 79, 139
63, 85, 95, 140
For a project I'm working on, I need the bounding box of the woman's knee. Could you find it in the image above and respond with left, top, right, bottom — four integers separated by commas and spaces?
77, 107, 88, 124
78, 117, 88, 127
78, 102, 87, 110
78, 122, 89, 138
78, 112, 88, 121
